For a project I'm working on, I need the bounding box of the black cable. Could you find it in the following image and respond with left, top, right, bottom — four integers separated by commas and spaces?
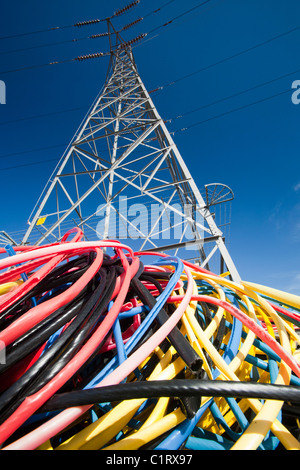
1, 288, 91, 375
27, 258, 138, 394
0, 253, 92, 327
40, 379, 300, 412
281, 403, 300, 419
211, 312, 226, 352
130, 276, 203, 376
0, 285, 71, 332
0, 266, 114, 422
27, 267, 117, 395
174, 369, 201, 419
136, 338, 171, 382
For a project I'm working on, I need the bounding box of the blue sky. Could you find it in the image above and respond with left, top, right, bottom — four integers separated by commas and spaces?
0, 0, 300, 294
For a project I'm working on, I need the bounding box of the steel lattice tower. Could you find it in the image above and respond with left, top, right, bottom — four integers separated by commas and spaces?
22, 17, 241, 283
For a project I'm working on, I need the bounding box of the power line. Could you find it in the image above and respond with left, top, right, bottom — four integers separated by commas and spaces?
0, 1, 143, 41
147, 0, 212, 34
3, 56, 299, 128
165, 66, 300, 122
1, 3, 300, 78
155, 24, 300, 92
0, 6, 298, 165
0, 20, 104, 42
0, 35, 107, 56
0, 52, 111, 75
148, 0, 212, 33
0, 19, 146, 56
143, 0, 178, 18
171, 87, 291, 135
0, 1, 214, 75
0, 86, 292, 171
0, 158, 59, 172
0, 105, 89, 126
0, 58, 72, 76
0, 0, 174, 43
0, 143, 68, 160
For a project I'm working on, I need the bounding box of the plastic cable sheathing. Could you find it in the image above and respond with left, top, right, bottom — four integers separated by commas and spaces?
0, 249, 139, 448
0, 240, 133, 347
37, 379, 300, 412
0, 267, 117, 423
131, 275, 203, 376
2, 259, 191, 450
167, 293, 300, 379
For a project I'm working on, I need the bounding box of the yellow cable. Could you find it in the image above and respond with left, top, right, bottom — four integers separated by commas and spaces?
56, 353, 185, 450
242, 280, 300, 310
183, 273, 300, 450
0, 281, 22, 296
35, 269, 300, 451
139, 397, 170, 430
103, 407, 185, 451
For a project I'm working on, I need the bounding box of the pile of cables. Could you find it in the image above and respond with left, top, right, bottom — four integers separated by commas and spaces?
0, 227, 300, 451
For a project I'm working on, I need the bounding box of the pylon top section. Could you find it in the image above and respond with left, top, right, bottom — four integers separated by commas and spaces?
21, 6, 240, 282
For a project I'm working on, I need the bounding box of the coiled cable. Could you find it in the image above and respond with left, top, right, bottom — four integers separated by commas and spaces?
0, 232, 300, 451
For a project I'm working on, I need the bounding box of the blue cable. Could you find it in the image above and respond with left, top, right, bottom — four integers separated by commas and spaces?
186, 427, 234, 450
154, 399, 213, 450
155, 286, 285, 450
5, 244, 28, 284
37, 284, 72, 304
11, 258, 197, 442
110, 302, 128, 366
85, 256, 184, 389
5, 244, 37, 306
155, 286, 244, 450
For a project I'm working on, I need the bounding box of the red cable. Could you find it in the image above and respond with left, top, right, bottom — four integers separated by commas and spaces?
166, 293, 300, 378
0, 228, 84, 311
135, 250, 216, 277
0, 248, 140, 446
0, 342, 47, 393
0, 248, 104, 347
2, 259, 192, 451
268, 301, 300, 323
0, 255, 58, 284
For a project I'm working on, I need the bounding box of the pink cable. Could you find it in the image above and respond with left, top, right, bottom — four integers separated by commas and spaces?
2, 264, 193, 450
0, 254, 70, 312
166, 294, 300, 379
0, 227, 83, 310
0, 255, 60, 285
135, 251, 216, 276
0, 249, 139, 448
268, 301, 300, 323
0, 241, 134, 273
0, 241, 135, 347
0, 249, 103, 347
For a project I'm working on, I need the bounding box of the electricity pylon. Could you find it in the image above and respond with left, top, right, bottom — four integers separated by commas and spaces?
22, 16, 241, 283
